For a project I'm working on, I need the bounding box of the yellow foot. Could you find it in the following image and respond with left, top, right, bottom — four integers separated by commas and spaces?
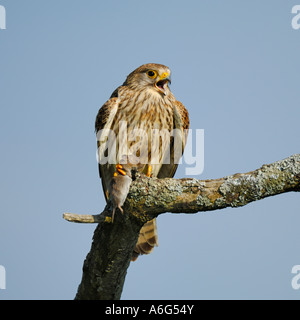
114, 163, 126, 176
105, 216, 112, 223
147, 165, 152, 177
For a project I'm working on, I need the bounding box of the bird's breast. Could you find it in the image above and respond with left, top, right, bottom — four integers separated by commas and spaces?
111, 89, 175, 172
114, 89, 174, 133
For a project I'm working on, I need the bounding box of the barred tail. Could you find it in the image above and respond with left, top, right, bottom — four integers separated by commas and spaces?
131, 218, 158, 261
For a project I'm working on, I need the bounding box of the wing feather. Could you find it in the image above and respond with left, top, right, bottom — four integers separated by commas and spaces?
157, 100, 189, 179
95, 97, 119, 201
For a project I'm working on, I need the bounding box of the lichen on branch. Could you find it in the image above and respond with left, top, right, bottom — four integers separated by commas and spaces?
64, 154, 299, 300
124, 154, 300, 221
64, 154, 300, 224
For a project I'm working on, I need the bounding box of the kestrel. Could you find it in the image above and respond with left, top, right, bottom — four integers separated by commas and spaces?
95, 63, 189, 261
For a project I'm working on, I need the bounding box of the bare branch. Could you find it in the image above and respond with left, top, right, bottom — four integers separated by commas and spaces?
65, 154, 299, 300
126, 154, 300, 219
63, 212, 110, 224
64, 154, 300, 224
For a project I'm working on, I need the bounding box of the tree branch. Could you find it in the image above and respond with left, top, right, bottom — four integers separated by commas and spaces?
126, 153, 300, 218
63, 212, 111, 223
65, 154, 300, 299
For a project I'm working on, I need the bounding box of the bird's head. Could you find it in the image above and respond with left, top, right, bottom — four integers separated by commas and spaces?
124, 63, 171, 96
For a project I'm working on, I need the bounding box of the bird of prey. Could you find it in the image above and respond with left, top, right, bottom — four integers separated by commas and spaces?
95, 63, 189, 261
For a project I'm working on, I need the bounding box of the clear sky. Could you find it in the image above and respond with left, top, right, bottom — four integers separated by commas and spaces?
0, 0, 299, 300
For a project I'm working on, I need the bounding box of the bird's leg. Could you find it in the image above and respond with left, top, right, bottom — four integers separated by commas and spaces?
111, 207, 116, 223
114, 163, 127, 176
147, 165, 152, 177
111, 206, 124, 223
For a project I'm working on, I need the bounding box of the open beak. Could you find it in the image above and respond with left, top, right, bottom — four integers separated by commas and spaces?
155, 73, 171, 95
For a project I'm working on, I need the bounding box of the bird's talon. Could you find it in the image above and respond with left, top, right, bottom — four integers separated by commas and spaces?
114, 164, 127, 176
117, 168, 126, 176
147, 165, 152, 177
105, 216, 112, 223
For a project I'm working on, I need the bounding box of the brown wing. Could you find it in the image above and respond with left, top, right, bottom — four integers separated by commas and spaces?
157, 100, 189, 179
95, 97, 119, 201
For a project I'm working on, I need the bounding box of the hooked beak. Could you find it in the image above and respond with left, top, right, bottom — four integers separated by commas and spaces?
155, 72, 171, 95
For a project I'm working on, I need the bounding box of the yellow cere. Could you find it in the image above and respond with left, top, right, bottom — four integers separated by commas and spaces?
160, 72, 169, 79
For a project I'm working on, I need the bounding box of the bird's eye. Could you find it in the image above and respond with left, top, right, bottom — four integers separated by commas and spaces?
146, 70, 157, 78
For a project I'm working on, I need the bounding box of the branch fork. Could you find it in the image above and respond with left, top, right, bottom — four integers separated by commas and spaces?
63, 154, 300, 300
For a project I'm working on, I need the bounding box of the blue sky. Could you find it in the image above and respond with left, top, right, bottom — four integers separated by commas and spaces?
0, 0, 299, 299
